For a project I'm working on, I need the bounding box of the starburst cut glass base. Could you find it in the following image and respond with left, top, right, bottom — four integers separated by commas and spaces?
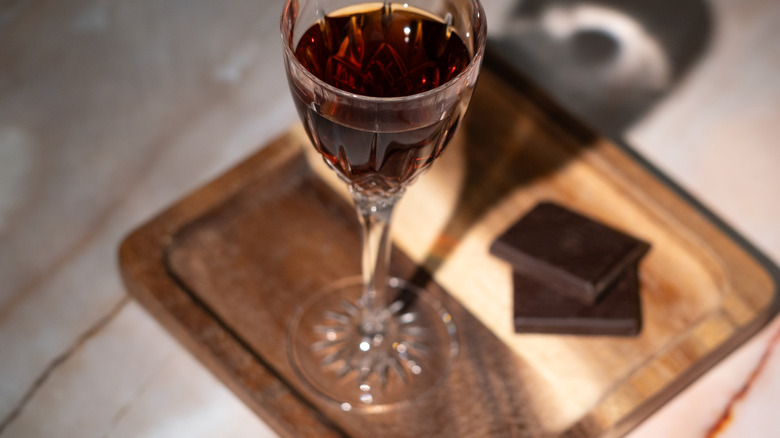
287, 277, 458, 412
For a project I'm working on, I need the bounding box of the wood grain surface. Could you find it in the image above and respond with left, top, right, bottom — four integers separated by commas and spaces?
119, 60, 778, 437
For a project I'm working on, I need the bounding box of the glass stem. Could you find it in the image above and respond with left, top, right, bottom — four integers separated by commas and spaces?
351, 188, 402, 336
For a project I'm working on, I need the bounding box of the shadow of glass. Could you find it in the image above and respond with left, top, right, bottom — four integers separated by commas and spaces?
403, 0, 712, 290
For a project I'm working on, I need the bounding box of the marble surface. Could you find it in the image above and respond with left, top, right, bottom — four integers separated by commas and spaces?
0, 0, 778, 437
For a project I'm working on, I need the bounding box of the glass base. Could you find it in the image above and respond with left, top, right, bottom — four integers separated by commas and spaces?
287, 277, 458, 413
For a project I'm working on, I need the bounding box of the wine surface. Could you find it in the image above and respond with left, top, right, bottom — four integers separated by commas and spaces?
294, 2, 470, 97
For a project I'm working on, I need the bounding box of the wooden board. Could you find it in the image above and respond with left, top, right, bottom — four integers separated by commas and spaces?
119, 52, 779, 437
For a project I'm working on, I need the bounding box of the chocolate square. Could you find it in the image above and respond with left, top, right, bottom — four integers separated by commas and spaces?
491, 202, 650, 304
513, 265, 642, 336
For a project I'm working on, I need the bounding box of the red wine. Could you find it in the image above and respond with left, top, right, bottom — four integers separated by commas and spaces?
294, 2, 470, 97
288, 2, 474, 194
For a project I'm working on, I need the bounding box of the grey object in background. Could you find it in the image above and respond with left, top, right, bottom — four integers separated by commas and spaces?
490, 0, 712, 137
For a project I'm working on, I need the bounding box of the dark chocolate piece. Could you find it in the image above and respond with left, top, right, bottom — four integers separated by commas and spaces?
491, 202, 650, 304
513, 265, 642, 336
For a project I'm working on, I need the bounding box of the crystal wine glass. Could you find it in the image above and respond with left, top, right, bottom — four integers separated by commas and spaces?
281, 0, 486, 412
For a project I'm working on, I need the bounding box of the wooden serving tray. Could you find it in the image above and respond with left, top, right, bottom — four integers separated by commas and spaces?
119, 52, 779, 437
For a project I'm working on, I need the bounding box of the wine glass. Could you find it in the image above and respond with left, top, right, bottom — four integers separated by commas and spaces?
281, 0, 486, 412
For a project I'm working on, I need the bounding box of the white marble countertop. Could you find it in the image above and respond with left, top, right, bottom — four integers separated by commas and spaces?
0, 0, 778, 436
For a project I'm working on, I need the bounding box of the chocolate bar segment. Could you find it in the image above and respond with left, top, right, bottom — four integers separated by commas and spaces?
491, 202, 650, 304
513, 266, 642, 336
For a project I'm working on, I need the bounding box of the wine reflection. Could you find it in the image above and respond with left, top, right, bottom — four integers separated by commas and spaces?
407, 53, 599, 287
